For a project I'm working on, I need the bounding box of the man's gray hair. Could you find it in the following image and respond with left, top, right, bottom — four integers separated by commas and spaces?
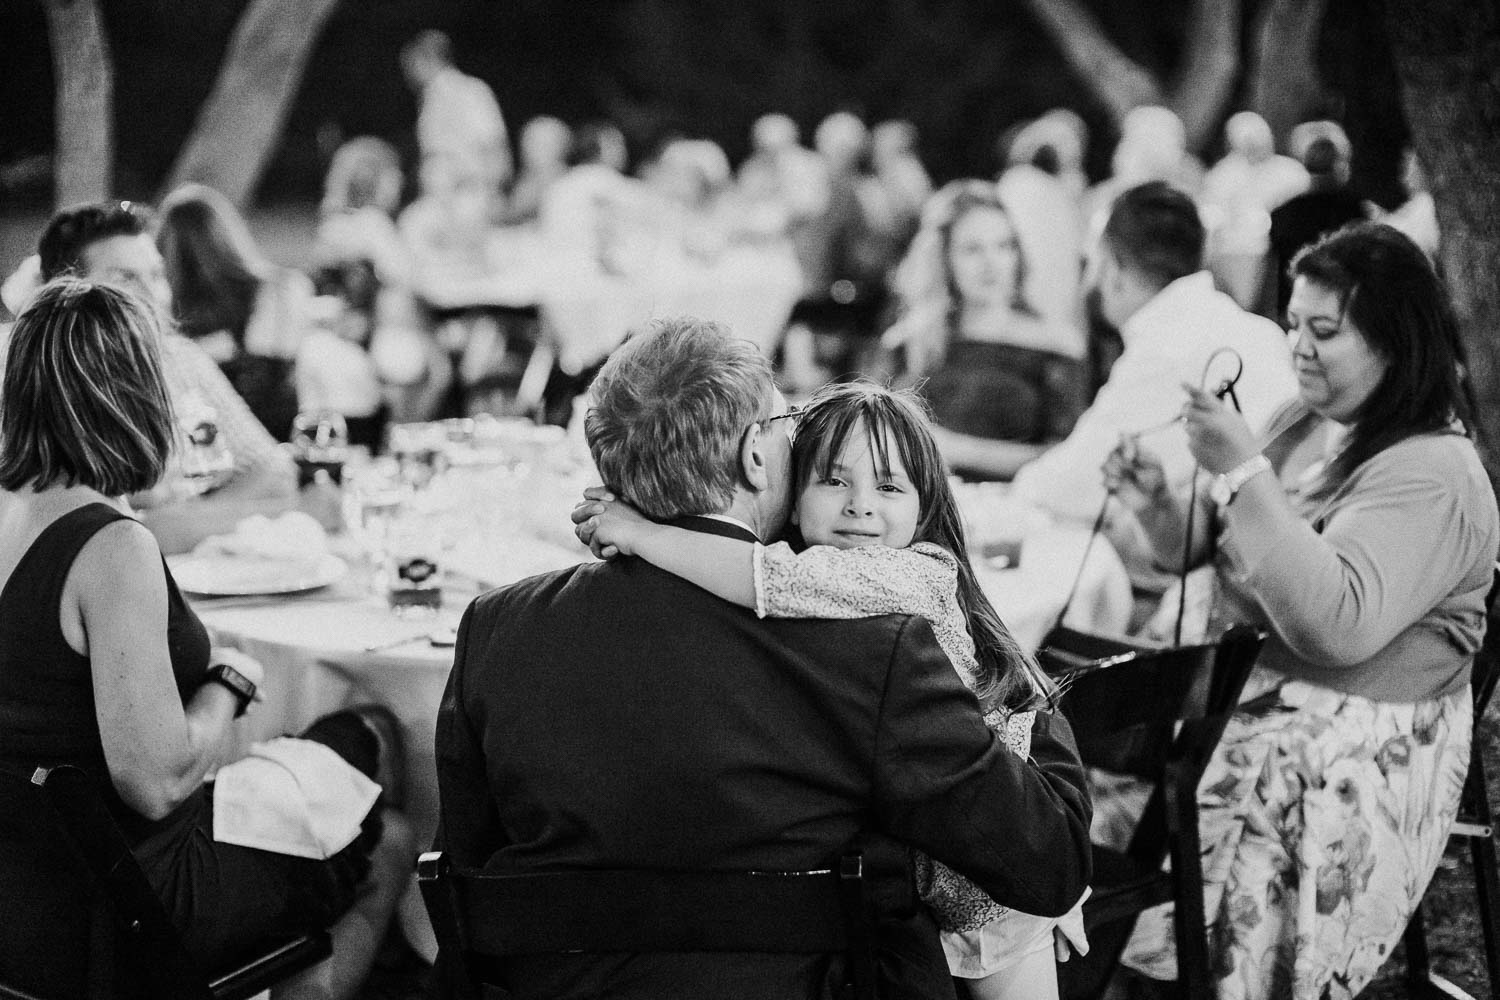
586, 317, 773, 520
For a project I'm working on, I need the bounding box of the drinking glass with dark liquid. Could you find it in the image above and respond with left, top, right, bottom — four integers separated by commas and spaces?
291, 410, 350, 488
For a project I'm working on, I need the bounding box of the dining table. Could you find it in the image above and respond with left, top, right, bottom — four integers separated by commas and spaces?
188, 462, 1132, 960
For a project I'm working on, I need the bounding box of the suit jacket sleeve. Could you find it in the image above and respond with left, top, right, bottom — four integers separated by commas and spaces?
872, 615, 1091, 917
433, 600, 505, 864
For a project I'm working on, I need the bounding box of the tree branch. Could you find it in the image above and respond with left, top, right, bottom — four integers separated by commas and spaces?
1245, 0, 1331, 149
1016, 0, 1163, 126
1166, 0, 1242, 152
44, 0, 113, 207
164, 0, 342, 207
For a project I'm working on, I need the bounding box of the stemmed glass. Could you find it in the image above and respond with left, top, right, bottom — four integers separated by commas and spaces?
173, 398, 236, 498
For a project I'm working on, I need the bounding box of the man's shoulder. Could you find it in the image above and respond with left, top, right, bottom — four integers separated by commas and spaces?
466, 557, 936, 652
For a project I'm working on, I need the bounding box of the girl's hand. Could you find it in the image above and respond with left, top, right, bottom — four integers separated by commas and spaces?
1180, 383, 1259, 475
1102, 436, 1170, 516
571, 486, 653, 559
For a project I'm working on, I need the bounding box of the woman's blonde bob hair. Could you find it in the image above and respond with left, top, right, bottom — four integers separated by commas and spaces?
0, 279, 176, 496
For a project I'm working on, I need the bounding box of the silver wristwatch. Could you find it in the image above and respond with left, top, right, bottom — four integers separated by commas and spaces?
1210, 454, 1271, 507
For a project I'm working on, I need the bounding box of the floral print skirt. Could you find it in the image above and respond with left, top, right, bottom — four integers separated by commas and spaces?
1095, 670, 1472, 999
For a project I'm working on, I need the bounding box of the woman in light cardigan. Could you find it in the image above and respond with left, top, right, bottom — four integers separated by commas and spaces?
1102, 222, 1498, 999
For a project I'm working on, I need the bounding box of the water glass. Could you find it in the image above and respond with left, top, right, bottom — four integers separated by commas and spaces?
384, 508, 444, 618
174, 400, 236, 497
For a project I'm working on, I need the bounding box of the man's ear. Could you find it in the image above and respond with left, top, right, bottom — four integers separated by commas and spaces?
740, 422, 771, 493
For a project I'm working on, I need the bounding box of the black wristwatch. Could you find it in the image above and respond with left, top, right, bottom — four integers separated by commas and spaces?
206, 662, 257, 718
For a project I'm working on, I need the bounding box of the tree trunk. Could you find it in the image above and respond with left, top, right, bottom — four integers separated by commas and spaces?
164, 0, 342, 207
1165, 0, 1241, 152
1245, 0, 1331, 151
43, 0, 113, 207
1016, 0, 1164, 125
1384, 0, 1500, 491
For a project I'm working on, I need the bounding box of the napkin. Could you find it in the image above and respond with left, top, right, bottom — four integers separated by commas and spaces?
212, 737, 381, 860
194, 511, 329, 563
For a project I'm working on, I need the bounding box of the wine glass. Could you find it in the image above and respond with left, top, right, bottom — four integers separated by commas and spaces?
290, 409, 350, 488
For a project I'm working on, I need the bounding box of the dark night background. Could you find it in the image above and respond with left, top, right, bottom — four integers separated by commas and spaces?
0, 0, 1410, 211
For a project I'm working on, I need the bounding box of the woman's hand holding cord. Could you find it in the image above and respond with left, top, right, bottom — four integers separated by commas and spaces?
1179, 382, 1260, 475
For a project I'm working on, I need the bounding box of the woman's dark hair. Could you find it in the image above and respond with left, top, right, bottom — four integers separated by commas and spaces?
789, 380, 1056, 713
1290, 221, 1471, 493
156, 183, 266, 343
0, 279, 176, 496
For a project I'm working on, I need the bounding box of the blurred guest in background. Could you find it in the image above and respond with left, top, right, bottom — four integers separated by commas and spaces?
1002, 108, 1090, 203
1266, 121, 1367, 316
1199, 111, 1310, 310
884, 179, 1088, 481
501, 115, 573, 227
737, 112, 832, 294
1099, 222, 1496, 1000
779, 110, 883, 394
1012, 182, 1296, 542
401, 28, 510, 210
157, 182, 311, 442
1379, 146, 1440, 262
311, 136, 422, 443
34, 200, 297, 554
1083, 106, 1205, 246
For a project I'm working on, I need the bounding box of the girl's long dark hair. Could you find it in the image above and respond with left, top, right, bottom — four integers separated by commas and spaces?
1290, 222, 1471, 496
790, 380, 1057, 713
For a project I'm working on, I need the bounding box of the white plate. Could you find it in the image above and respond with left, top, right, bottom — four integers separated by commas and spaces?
168, 553, 348, 597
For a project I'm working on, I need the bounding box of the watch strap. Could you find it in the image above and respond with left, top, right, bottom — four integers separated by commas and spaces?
1216, 454, 1272, 506
206, 662, 256, 717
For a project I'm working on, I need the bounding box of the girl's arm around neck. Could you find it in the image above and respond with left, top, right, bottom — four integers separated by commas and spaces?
626, 521, 758, 607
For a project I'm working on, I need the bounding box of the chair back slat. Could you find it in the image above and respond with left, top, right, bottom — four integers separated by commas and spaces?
419, 850, 875, 999
1046, 624, 1264, 785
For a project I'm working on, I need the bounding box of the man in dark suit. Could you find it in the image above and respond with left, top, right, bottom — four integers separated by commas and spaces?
434, 317, 1091, 999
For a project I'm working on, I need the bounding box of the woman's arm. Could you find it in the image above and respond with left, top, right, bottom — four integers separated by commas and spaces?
930, 425, 1048, 482
1222, 454, 1483, 667
75, 520, 244, 820
1101, 438, 1214, 569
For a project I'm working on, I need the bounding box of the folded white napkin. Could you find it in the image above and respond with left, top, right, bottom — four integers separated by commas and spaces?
194, 511, 329, 562
212, 737, 381, 860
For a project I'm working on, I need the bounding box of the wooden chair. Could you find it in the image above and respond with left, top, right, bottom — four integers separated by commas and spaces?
1401, 565, 1500, 1000
1040, 623, 1266, 1000
0, 764, 331, 1000
418, 849, 878, 1000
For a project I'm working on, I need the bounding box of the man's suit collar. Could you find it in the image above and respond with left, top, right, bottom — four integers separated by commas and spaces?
673, 514, 760, 544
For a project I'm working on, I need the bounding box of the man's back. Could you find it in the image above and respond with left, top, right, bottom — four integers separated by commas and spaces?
436, 522, 1091, 999
1013, 271, 1297, 522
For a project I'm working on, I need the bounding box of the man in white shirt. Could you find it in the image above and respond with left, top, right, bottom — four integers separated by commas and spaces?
401, 30, 511, 199
1012, 182, 1298, 528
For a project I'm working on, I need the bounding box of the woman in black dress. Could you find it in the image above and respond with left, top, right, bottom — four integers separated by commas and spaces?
0, 279, 410, 998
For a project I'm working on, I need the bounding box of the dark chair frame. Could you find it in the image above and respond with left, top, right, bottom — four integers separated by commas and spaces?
1401, 564, 1500, 1000
0, 764, 330, 1000
1041, 623, 1266, 1000
417, 849, 877, 1000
